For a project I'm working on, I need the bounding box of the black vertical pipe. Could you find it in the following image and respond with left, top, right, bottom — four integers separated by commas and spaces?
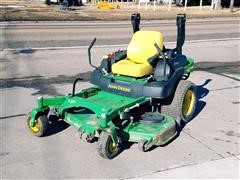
88, 38, 97, 69
72, 78, 82, 97
131, 13, 141, 33
176, 14, 186, 54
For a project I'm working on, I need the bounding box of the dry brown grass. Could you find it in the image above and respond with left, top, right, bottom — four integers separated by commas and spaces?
1, 0, 239, 21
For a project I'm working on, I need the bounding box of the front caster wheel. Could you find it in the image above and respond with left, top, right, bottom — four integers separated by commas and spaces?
97, 132, 121, 159
27, 115, 49, 137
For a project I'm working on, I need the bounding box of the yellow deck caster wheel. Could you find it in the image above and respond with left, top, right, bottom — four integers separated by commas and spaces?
27, 115, 49, 137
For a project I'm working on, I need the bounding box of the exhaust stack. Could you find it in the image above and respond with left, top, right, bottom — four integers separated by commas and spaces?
176, 14, 186, 54
131, 13, 141, 33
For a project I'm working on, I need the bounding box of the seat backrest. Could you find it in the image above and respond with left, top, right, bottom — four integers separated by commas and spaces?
127, 31, 164, 64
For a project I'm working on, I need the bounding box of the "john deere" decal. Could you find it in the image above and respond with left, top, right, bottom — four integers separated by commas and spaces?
108, 84, 131, 92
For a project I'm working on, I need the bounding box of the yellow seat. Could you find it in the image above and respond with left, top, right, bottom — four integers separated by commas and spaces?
112, 60, 153, 77
112, 30, 164, 77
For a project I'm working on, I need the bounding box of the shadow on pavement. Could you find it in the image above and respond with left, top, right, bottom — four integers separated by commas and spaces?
14, 49, 36, 54
44, 115, 70, 136
195, 61, 239, 81
194, 78, 211, 118
120, 142, 134, 155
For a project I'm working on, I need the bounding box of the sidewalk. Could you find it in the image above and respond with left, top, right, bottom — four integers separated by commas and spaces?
133, 155, 240, 179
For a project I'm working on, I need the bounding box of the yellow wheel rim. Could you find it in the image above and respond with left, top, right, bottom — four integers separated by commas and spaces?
108, 140, 118, 153
183, 89, 195, 117
31, 121, 40, 133
28, 118, 41, 133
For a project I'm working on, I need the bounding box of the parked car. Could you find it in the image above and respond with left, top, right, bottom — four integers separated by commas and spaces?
44, 0, 82, 6
176, 0, 211, 6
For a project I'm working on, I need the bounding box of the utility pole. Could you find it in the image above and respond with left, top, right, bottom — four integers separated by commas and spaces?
230, 0, 234, 12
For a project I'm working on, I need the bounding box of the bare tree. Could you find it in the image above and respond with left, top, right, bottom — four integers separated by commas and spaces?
230, 0, 234, 12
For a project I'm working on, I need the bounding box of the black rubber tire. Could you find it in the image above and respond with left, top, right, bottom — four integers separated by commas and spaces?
97, 132, 121, 159
27, 115, 49, 137
161, 80, 197, 123
138, 139, 148, 152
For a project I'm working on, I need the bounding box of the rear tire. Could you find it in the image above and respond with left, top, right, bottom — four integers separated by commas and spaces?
161, 80, 197, 123
27, 115, 49, 137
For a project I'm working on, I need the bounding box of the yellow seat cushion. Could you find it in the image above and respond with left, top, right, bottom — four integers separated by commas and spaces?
127, 31, 164, 64
112, 30, 164, 77
112, 60, 153, 77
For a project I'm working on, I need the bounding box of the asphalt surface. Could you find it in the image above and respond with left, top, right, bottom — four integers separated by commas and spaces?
1, 17, 240, 49
0, 18, 240, 179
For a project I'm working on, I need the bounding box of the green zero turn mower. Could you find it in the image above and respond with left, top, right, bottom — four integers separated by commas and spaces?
27, 13, 197, 159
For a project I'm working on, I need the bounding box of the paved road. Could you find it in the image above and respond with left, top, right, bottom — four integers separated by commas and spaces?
0, 19, 240, 179
1, 17, 240, 49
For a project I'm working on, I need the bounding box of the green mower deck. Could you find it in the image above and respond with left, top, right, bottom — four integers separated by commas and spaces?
29, 87, 176, 149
